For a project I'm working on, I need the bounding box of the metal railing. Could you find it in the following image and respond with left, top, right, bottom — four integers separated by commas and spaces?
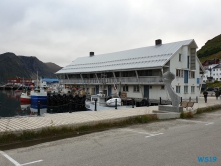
59, 76, 163, 85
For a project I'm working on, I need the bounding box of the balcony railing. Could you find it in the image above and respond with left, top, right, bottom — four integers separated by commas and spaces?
59, 76, 164, 85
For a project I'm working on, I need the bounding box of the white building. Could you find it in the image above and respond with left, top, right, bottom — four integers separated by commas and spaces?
56, 39, 205, 100
202, 64, 219, 82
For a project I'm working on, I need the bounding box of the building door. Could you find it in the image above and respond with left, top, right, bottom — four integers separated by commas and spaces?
108, 85, 112, 96
184, 70, 188, 83
144, 85, 149, 98
96, 85, 99, 94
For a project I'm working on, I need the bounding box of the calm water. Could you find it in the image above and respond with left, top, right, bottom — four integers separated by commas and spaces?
0, 90, 74, 117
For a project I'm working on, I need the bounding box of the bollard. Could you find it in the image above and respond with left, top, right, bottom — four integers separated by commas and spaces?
37, 101, 40, 116
94, 99, 97, 111
181, 97, 182, 103
147, 98, 149, 107
69, 102, 72, 113
196, 96, 198, 103
159, 97, 162, 105
189, 97, 191, 102
115, 99, 117, 109
132, 99, 134, 108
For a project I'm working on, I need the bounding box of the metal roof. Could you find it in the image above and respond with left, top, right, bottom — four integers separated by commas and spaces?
56, 39, 194, 74
212, 64, 221, 69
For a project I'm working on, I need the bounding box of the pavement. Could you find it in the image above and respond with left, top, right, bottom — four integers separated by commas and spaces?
0, 96, 221, 134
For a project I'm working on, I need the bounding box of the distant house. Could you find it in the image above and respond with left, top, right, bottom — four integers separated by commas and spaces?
56, 39, 205, 100
202, 64, 219, 82
7, 78, 32, 85
202, 59, 220, 66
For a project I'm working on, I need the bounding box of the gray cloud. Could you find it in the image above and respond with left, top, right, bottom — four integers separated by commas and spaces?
0, 0, 220, 67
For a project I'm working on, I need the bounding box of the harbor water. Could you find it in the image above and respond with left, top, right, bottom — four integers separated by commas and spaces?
0, 90, 88, 118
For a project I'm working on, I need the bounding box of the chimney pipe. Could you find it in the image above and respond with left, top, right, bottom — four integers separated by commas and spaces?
155, 39, 162, 46
90, 52, 94, 57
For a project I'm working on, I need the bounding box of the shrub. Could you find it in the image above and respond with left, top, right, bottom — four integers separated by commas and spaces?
180, 111, 194, 118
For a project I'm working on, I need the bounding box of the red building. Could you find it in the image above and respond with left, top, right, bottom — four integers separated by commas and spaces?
7, 78, 33, 85
202, 59, 220, 66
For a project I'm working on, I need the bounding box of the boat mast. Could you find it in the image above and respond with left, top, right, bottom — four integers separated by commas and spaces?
37, 71, 38, 88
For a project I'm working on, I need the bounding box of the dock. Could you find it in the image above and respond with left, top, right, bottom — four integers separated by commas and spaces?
0, 96, 220, 134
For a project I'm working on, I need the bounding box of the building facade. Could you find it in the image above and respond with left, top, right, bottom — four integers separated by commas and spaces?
56, 39, 204, 100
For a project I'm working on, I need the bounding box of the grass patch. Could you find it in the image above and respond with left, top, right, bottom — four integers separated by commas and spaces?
180, 111, 194, 119
196, 104, 221, 114
0, 114, 158, 146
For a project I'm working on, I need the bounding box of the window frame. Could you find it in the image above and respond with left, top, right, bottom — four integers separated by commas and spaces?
176, 86, 181, 93
123, 85, 129, 92
179, 53, 181, 61
191, 86, 195, 93
184, 85, 188, 94
133, 85, 140, 92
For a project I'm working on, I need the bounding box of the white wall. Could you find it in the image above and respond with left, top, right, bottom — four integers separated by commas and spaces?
149, 85, 169, 100
169, 45, 201, 100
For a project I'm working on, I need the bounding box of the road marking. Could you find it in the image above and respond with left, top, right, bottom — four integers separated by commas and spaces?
0, 151, 21, 166
0, 150, 43, 166
21, 160, 43, 166
145, 133, 164, 138
205, 122, 214, 125
177, 119, 214, 125
123, 129, 164, 138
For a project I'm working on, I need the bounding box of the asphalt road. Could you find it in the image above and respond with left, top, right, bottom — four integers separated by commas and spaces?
0, 110, 221, 166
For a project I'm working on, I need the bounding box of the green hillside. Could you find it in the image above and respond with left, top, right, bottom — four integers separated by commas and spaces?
197, 34, 221, 62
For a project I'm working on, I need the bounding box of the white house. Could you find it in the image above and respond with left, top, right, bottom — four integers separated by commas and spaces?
202, 64, 219, 82
56, 39, 205, 100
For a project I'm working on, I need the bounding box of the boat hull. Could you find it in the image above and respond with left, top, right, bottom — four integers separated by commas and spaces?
31, 90, 47, 108
20, 92, 31, 103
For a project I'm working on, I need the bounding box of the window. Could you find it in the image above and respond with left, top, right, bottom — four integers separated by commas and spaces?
176, 86, 180, 93
191, 86, 195, 93
189, 71, 195, 78
187, 56, 189, 68
133, 85, 139, 92
184, 86, 188, 93
176, 69, 183, 77
179, 54, 181, 61
161, 85, 165, 90
123, 85, 128, 92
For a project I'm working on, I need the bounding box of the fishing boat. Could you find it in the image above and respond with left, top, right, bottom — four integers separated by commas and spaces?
20, 91, 31, 103
30, 71, 47, 108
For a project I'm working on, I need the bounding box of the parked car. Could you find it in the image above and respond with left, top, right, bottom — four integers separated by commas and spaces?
205, 88, 215, 96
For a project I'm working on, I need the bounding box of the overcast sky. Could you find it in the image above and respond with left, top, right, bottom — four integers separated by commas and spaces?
0, 0, 220, 67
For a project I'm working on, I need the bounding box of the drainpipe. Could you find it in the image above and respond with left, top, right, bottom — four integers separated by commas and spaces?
135, 70, 144, 98
95, 73, 99, 83
161, 67, 170, 100
80, 73, 86, 89
112, 72, 118, 95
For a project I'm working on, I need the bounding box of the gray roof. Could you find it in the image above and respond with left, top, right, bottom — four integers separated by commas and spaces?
212, 64, 221, 69
56, 39, 195, 74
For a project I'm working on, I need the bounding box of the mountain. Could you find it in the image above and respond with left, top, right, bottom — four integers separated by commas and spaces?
197, 34, 221, 62
0, 52, 62, 85
45, 62, 62, 73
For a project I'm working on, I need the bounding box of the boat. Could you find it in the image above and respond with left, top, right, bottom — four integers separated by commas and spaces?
20, 91, 31, 103
30, 71, 47, 108
30, 88, 47, 108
